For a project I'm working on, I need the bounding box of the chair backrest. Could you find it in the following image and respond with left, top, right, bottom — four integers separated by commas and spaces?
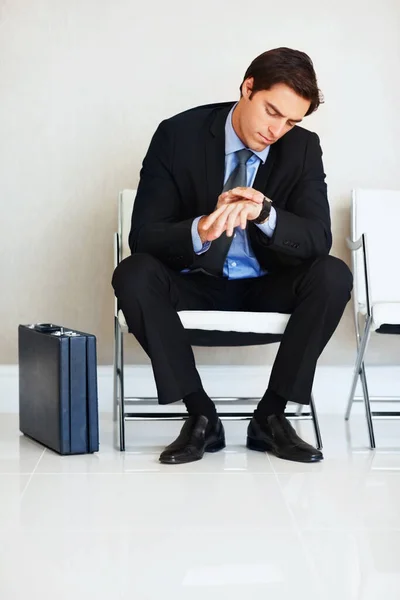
118, 189, 136, 261
352, 189, 400, 308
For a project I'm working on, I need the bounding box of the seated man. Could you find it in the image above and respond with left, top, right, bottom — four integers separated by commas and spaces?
112, 47, 353, 465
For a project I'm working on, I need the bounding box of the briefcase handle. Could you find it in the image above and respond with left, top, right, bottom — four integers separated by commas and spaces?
33, 323, 63, 334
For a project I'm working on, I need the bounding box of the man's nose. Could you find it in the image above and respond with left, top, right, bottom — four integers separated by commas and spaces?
269, 119, 286, 139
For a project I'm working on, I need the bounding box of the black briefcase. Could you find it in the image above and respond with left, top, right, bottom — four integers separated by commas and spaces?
18, 323, 99, 455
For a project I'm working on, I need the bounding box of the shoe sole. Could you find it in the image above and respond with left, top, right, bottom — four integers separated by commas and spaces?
159, 437, 226, 465
160, 454, 203, 465
205, 437, 226, 453
246, 436, 323, 463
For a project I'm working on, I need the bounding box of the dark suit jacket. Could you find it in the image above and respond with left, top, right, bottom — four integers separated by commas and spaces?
129, 102, 332, 273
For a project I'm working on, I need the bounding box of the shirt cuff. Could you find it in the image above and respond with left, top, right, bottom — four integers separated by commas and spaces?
255, 206, 277, 238
191, 216, 211, 254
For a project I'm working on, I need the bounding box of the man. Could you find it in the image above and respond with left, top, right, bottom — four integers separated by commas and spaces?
112, 47, 353, 465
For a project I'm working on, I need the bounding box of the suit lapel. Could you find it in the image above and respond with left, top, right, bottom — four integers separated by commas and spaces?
253, 143, 277, 194
205, 104, 234, 213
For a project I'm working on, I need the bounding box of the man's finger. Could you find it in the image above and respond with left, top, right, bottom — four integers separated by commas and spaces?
216, 191, 230, 207
230, 186, 253, 196
211, 203, 238, 236
230, 187, 263, 203
237, 205, 252, 230
201, 204, 231, 230
226, 203, 243, 237
240, 206, 248, 229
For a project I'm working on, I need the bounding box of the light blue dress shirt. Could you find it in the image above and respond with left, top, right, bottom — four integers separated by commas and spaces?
191, 104, 277, 279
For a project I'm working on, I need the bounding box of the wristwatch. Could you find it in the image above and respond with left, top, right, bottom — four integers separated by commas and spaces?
250, 196, 272, 224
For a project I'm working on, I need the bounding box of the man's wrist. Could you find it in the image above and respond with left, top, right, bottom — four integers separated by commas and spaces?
197, 216, 208, 244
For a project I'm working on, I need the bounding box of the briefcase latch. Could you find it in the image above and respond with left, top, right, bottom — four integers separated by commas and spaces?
51, 329, 80, 337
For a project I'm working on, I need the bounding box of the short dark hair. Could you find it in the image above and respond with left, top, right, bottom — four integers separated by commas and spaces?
241, 47, 323, 116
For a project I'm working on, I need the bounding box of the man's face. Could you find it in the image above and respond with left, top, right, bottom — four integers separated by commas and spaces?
232, 79, 311, 152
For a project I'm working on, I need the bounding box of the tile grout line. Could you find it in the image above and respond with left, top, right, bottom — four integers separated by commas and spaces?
20, 448, 46, 500
269, 457, 327, 598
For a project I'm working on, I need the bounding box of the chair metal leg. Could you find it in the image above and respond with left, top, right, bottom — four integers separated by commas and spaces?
118, 329, 126, 451
345, 367, 360, 421
359, 362, 376, 449
113, 317, 119, 423
345, 316, 372, 421
309, 393, 322, 450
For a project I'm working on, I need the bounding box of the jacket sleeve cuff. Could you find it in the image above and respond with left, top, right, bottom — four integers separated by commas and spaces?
191, 216, 211, 254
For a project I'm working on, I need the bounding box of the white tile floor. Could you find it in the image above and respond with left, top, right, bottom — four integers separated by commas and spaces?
1, 413, 400, 600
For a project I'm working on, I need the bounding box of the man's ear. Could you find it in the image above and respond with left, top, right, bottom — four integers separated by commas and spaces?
242, 77, 254, 99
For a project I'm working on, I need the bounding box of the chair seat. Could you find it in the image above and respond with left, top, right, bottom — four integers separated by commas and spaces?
118, 309, 290, 335
371, 302, 400, 329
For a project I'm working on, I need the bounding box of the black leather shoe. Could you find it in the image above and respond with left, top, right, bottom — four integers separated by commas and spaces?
246, 414, 323, 463
159, 415, 226, 465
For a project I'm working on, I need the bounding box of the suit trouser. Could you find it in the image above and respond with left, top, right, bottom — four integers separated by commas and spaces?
112, 253, 353, 406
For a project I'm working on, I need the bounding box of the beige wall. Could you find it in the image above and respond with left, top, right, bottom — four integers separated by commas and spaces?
1, 0, 400, 366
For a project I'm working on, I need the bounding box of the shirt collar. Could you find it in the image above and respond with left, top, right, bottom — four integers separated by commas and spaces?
225, 103, 270, 164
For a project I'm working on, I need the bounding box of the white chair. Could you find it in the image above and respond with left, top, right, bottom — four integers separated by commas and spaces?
345, 189, 400, 448
114, 189, 322, 451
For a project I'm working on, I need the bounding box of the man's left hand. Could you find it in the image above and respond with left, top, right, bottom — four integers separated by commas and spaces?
217, 187, 266, 208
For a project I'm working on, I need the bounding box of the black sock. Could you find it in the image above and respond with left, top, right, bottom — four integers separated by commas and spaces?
183, 389, 218, 427
254, 389, 287, 423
